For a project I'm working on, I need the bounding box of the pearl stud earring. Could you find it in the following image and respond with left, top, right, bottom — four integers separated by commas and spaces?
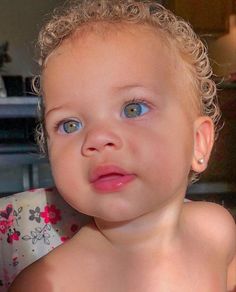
197, 158, 204, 165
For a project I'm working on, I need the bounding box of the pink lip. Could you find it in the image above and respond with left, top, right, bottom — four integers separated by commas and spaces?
89, 165, 136, 193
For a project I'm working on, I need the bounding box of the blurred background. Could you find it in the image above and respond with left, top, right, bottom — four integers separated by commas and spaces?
0, 0, 235, 220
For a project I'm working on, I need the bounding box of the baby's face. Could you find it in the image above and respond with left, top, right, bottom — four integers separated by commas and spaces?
43, 25, 200, 221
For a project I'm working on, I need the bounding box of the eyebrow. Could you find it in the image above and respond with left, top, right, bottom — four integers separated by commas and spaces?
45, 84, 156, 118
112, 84, 149, 92
112, 83, 161, 97
45, 105, 66, 119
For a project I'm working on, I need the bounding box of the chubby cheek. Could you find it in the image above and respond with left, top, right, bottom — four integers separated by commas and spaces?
129, 123, 193, 188
48, 140, 84, 190
49, 148, 93, 213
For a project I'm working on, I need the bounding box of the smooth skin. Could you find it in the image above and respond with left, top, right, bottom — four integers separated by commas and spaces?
9, 24, 236, 292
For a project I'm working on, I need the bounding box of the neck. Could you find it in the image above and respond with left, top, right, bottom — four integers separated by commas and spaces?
93, 197, 185, 255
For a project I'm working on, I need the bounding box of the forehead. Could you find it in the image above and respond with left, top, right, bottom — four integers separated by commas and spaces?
43, 23, 197, 113
46, 24, 179, 65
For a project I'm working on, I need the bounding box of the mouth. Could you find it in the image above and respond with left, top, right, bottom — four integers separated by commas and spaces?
89, 165, 136, 193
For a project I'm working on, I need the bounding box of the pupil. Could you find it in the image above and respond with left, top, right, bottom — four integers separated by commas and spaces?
125, 103, 141, 117
64, 121, 76, 132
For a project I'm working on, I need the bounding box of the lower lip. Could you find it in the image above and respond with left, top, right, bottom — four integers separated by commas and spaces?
91, 174, 136, 193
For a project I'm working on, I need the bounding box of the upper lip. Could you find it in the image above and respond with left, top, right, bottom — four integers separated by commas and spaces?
89, 165, 132, 183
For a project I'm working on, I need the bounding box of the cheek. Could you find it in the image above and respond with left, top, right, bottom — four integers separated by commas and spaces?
129, 122, 194, 178
49, 147, 87, 209
48, 141, 82, 184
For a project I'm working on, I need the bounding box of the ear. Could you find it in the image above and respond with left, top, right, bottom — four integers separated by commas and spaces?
191, 116, 214, 173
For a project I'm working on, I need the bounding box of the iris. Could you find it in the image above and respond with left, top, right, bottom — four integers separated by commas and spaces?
61, 120, 82, 134
123, 102, 149, 118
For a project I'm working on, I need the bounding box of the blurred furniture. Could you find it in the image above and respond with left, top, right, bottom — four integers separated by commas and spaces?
1, 76, 37, 97
0, 98, 53, 196
0, 188, 90, 291
1, 76, 24, 97
167, 0, 233, 36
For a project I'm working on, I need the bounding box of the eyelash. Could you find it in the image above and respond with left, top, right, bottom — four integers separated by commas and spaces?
52, 97, 150, 133
123, 97, 148, 108
52, 118, 79, 133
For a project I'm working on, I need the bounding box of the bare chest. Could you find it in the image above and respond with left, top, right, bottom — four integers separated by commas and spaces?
58, 249, 226, 292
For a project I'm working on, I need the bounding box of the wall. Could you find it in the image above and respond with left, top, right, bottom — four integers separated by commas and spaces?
0, 0, 64, 77
207, 14, 236, 78
1, 1, 235, 79
0, 0, 168, 78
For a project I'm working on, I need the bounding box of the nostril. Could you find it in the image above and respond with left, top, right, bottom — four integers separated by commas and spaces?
88, 147, 97, 152
88, 143, 114, 152
82, 132, 122, 157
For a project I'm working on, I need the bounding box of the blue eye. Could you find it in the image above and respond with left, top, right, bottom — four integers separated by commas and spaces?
122, 101, 149, 118
58, 120, 83, 134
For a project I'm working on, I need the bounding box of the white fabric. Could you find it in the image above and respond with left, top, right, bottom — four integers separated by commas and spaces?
0, 188, 90, 292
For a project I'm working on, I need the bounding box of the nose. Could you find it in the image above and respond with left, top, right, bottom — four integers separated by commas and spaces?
81, 127, 123, 156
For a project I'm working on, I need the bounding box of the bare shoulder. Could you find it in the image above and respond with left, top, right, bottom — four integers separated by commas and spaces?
183, 200, 236, 263
9, 223, 98, 292
8, 256, 53, 292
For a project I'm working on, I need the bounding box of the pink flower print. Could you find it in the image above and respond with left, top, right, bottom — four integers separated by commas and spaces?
40, 205, 61, 224
3, 268, 10, 288
29, 206, 41, 223
0, 204, 13, 220
61, 236, 70, 243
71, 224, 79, 233
12, 256, 19, 267
0, 220, 8, 234
28, 189, 38, 192
3, 268, 17, 289
0, 204, 14, 227
45, 187, 54, 192
7, 228, 20, 244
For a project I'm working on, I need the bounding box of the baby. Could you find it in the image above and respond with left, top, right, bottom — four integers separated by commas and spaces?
9, 0, 236, 291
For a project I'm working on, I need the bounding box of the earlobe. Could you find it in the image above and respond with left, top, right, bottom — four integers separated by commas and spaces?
191, 116, 214, 173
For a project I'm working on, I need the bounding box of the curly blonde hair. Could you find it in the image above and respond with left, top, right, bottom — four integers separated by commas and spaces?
35, 0, 221, 183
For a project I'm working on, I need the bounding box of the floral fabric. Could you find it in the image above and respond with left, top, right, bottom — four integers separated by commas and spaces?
0, 188, 90, 292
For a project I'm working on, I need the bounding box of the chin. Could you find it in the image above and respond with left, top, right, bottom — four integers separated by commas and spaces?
92, 206, 146, 224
